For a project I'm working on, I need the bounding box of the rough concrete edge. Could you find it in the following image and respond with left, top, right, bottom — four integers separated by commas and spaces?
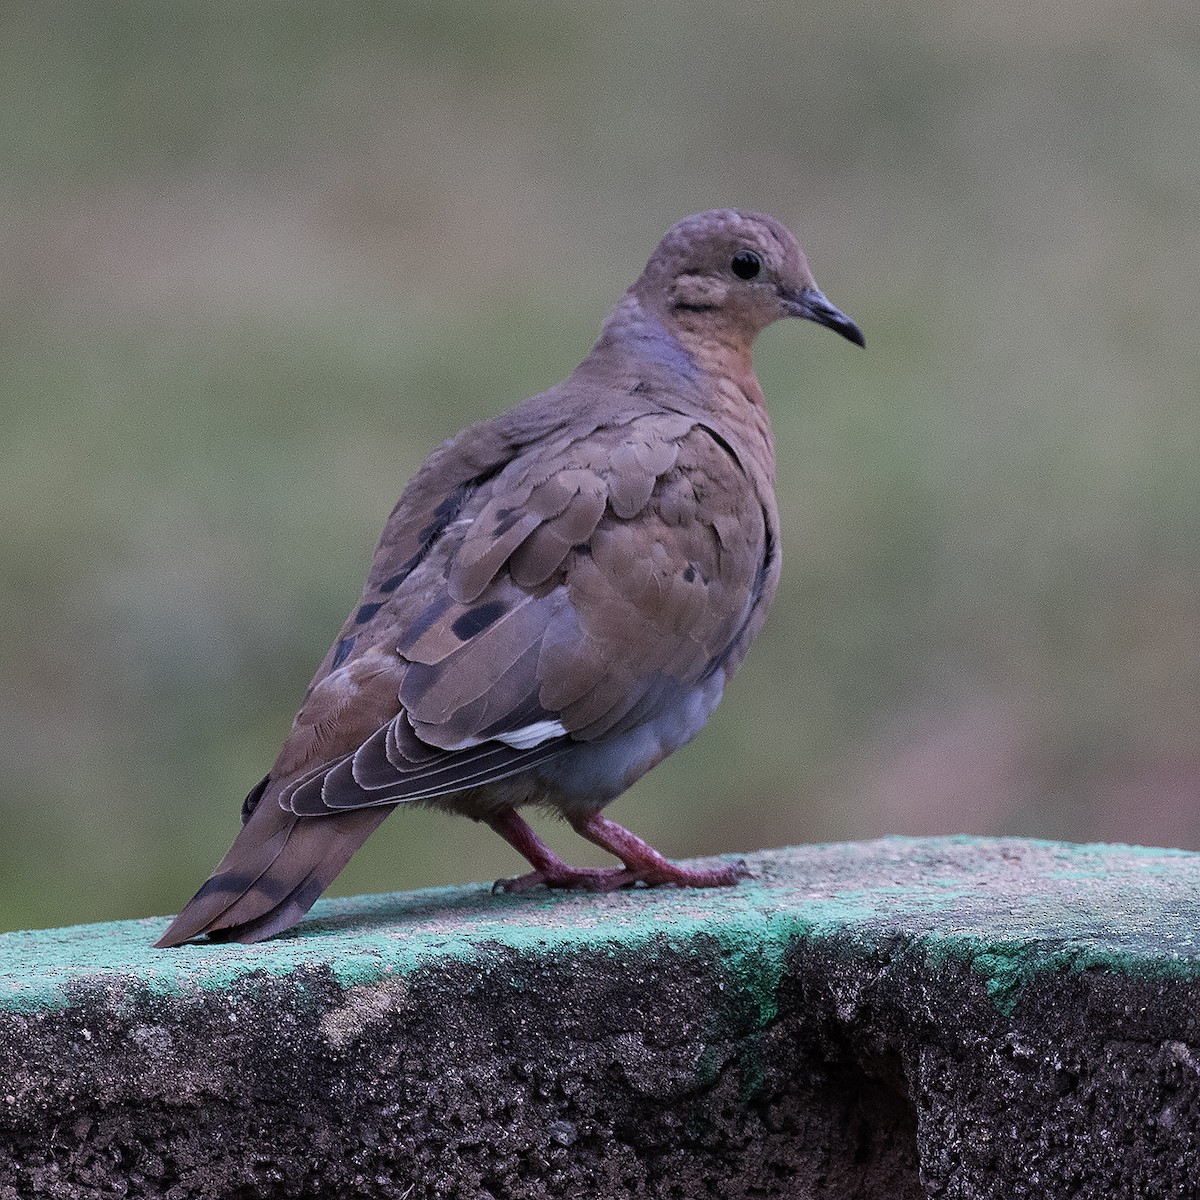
6, 837, 1200, 1021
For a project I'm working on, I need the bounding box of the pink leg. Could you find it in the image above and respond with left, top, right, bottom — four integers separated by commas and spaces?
486, 809, 633, 894
569, 812, 748, 888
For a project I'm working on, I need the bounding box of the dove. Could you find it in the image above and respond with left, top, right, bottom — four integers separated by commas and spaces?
156, 208, 862, 947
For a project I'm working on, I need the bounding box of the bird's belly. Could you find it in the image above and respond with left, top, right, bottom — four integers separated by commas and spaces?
533, 671, 727, 816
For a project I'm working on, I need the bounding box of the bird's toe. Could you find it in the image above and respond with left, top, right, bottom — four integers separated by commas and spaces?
493, 865, 633, 894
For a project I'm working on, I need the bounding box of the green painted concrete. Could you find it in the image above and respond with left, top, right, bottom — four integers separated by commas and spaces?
4, 836, 1200, 1017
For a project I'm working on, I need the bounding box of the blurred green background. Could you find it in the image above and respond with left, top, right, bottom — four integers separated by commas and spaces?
3, 1, 1199, 932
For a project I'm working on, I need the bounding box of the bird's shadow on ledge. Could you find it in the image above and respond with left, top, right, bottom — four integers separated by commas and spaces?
273, 879, 685, 943
279, 885, 561, 940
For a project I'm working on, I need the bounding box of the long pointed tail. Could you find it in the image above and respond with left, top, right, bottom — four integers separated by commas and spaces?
156, 798, 394, 947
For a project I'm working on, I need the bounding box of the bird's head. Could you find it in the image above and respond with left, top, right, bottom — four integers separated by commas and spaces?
632, 209, 864, 350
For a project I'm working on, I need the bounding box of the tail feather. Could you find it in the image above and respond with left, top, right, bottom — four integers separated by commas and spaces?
156, 798, 394, 948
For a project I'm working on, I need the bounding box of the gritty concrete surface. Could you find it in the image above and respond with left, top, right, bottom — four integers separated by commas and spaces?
2, 836, 1200, 1198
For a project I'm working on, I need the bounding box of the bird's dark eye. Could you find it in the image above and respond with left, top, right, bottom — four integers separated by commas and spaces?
730, 250, 761, 280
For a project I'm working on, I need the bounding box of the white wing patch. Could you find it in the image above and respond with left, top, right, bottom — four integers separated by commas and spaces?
494, 719, 568, 749
441, 718, 569, 753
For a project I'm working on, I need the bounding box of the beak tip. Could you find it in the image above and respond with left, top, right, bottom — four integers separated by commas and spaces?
788, 287, 864, 349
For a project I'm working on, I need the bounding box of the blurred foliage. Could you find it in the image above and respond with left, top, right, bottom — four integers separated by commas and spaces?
3, 0, 1200, 931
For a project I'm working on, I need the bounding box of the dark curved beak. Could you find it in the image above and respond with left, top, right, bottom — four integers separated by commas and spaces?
784, 286, 865, 348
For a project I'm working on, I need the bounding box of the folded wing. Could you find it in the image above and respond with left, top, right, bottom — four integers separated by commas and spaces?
273, 412, 773, 816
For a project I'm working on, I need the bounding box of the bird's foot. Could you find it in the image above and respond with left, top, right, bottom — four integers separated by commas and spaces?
569, 812, 751, 889
619, 858, 750, 888
492, 865, 633, 895
486, 810, 634, 894
485, 807, 750, 897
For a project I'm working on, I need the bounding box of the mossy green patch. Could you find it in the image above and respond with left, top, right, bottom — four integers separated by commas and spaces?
4, 837, 1200, 1019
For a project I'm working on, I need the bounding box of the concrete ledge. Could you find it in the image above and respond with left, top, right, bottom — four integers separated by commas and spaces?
3, 836, 1200, 1198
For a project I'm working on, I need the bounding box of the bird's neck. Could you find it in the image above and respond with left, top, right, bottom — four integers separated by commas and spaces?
586, 294, 776, 488
593, 293, 765, 407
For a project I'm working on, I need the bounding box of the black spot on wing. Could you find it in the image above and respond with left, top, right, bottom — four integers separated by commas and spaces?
700, 502, 775, 684
451, 601, 507, 641
697, 425, 748, 479
396, 659, 438, 701
683, 563, 696, 583
415, 485, 472, 546
433, 488, 467, 523
492, 507, 525, 537
240, 774, 271, 824
397, 593, 455, 653
331, 635, 357, 669
355, 602, 384, 625
752, 516, 776, 600
377, 466, 508, 596
379, 568, 410, 594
